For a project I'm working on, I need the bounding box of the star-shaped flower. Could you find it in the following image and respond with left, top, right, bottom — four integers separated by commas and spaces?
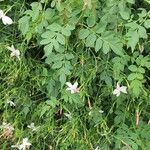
0, 9, 13, 25
66, 81, 80, 94
7, 45, 20, 60
113, 83, 127, 97
19, 138, 32, 150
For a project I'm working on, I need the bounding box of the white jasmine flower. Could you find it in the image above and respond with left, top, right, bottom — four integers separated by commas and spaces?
0, 9, 13, 25
19, 138, 31, 150
7, 100, 16, 106
66, 81, 80, 94
113, 83, 127, 97
0, 122, 14, 131
7, 45, 20, 60
27, 123, 39, 132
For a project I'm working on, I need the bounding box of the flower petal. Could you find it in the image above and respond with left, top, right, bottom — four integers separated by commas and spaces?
120, 86, 127, 93
66, 82, 73, 88
0, 10, 4, 18
73, 81, 78, 88
2, 15, 13, 25
113, 89, 119, 95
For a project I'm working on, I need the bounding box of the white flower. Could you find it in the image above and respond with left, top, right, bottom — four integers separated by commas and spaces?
27, 123, 39, 132
0, 122, 14, 131
7, 100, 16, 106
19, 138, 31, 150
7, 45, 20, 60
66, 81, 80, 94
0, 9, 13, 25
113, 83, 127, 97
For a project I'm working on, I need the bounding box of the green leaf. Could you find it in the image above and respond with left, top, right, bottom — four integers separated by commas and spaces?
52, 61, 63, 69
119, 10, 130, 20
126, 0, 135, 4
59, 73, 66, 87
40, 105, 50, 117
61, 27, 71, 36
128, 65, 137, 72
52, 39, 59, 50
144, 19, 150, 28
128, 73, 137, 80
79, 29, 90, 39
18, 16, 30, 36
138, 26, 147, 39
87, 13, 96, 27
95, 22, 107, 33
56, 33, 65, 45
102, 41, 110, 54
46, 97, 58, 108
47, 23, 62, 31
136, 73, 144, 80
44, 44, 53, 57
110, 43, 124, 56
137, 67, 145, 73
40, 38, 51, 45
85, 34, 97, 47
65, 53, 74, 60
41, 31, 55, 38
95, 37, 103, 52
130, 80, 142, 97
127, 30, 139, 52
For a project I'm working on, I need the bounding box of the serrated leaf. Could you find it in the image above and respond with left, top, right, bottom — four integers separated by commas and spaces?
79, 29, 90, 39
95, 37, 103, 52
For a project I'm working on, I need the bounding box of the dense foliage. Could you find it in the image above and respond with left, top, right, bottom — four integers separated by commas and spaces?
0, 0, 150, 149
